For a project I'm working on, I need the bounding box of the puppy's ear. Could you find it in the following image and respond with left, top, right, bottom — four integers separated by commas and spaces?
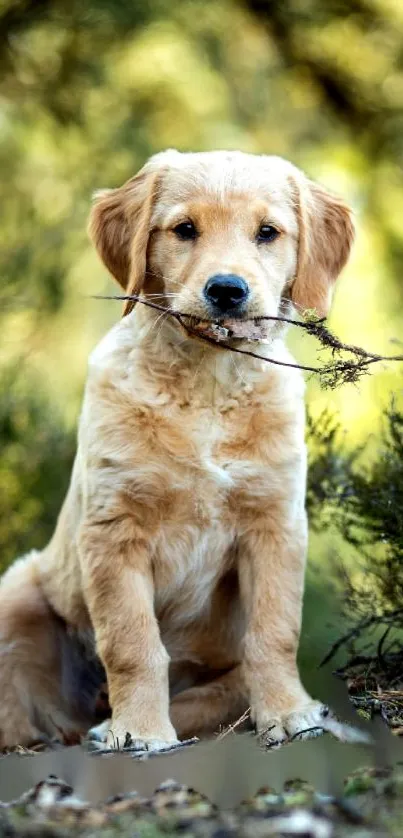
290, 175, 355, 318
88, 165, 163, 315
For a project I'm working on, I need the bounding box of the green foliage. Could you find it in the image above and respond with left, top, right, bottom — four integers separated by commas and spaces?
306, 410, 355, 531
0, 368, 75, 570
340, 405, 403, 615
307, 403, 403, 618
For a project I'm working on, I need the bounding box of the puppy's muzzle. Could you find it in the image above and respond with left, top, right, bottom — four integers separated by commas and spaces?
203, 274, 249, 315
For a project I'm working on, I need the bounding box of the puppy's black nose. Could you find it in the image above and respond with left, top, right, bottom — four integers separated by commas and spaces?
203, 274, 249, 313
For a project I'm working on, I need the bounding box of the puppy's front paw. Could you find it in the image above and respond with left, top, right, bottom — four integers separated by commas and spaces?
88, 718, 111, 745
107, 729, 180, 753
257, 701, 330, 748
88, 718, 179, 752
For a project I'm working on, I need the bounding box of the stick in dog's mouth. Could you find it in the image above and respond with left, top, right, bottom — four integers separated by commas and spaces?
184, 317, 270, 343
92, 293, 403, 388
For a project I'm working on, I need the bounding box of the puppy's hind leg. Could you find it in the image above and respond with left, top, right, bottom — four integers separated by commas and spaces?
0, 553, 100, 749
170, 666, 249, 740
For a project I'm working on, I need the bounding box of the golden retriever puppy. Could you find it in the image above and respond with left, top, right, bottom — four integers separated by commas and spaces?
0, 150, 354, 750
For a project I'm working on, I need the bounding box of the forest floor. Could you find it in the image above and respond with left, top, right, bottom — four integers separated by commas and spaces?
0, 649, 402, 837
1, 764, 403, 838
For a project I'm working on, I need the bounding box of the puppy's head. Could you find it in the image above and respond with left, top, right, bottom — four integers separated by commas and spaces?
89, 150, 354, 325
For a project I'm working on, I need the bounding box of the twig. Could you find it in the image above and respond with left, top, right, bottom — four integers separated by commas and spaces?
92, 294, 403, 389
377, 625, 392, 670
216, 707, 251, 739
88, 737, 198, 757
320, 607, 403, 667
93, 294, 321, 373
287, 725, 324, 742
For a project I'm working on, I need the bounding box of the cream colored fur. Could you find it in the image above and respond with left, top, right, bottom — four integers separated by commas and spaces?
0, 150, 354, 749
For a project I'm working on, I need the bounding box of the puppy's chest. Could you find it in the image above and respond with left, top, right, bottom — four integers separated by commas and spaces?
137, 400, 290, 622
149, 399, 282, 518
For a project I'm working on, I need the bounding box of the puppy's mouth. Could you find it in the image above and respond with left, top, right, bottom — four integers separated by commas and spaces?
182, 315, 270, 344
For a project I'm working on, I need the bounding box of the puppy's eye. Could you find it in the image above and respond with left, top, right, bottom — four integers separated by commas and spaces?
257, 224, 280, 243
173, 221, 198, 240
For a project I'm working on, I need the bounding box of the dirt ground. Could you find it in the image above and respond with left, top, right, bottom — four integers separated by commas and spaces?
1, 761, 403, 837
1, 721, 403, 838
1, 648, 402, 837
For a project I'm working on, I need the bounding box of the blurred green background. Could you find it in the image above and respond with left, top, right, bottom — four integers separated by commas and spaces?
1, 0, 403, 670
